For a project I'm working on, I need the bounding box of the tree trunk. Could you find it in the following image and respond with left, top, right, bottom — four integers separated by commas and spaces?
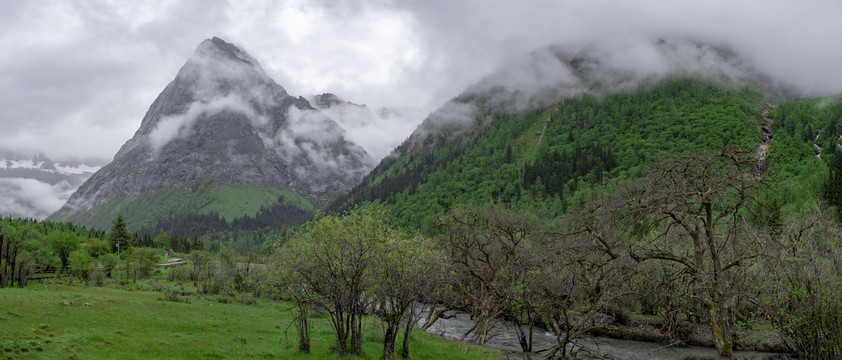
9, 245, 18, 287
335, 312, 349, 357
400, 310, 416, 359
296, 304, 310, 353
514, 319, 534, 352
707, 299, 734, 357
352, 312, 363, 355
382, 323, 398, 359
0, 234, 7, 287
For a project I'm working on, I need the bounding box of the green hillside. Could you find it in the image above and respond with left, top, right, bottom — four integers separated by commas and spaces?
766, 98, 842, 216
54, 182, 317, 236
334, 78, 789, 230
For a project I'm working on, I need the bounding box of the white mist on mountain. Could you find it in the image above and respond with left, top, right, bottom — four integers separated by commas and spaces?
411, 101, 479, 143
144, 39, 279, 153
403, 37, 794, 149
264, 106, 375, 181
309, 98, 425, 161
0, 178, 71, 219
148, 94, 266, 152
183, 37, 279, 100
0, 150, 101, 219
459, 38, 792, 118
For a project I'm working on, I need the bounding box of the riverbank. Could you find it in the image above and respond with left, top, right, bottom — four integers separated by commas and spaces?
587, 314, 789, 353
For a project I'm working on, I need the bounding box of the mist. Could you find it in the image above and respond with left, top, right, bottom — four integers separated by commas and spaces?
1, 0, 841, 163
309, 96, 425, 161
264, 106, 374, 184
0, 178, 76, 220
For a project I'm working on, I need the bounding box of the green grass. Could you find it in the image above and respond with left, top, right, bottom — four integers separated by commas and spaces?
54, 182, 316, 232
0, 283, 500, 360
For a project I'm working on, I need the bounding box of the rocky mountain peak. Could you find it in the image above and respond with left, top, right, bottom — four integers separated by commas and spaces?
51, 37, 374, 229
177, 37, 280, 94
116, 37, 295, 158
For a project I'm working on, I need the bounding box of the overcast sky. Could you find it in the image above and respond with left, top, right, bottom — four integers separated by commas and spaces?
2, 0, 842, 162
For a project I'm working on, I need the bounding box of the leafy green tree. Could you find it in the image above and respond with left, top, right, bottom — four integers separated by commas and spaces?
48, 231, 79, 274
374, 231, 446, 359
0, 221, 40, 287
127, 247, 160, 283
274, 208, 387, 357
97, 253, 121, 277
153, 229, 170, 249
68, 250, 93, 281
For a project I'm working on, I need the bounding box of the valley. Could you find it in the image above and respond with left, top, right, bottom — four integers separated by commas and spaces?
3, 33, 842, 360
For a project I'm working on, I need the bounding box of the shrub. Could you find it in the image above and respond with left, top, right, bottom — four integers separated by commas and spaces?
68, 251, 93, 281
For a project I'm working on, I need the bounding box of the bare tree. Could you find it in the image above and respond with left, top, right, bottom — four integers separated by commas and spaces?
537, 200, 631, 359
614, 149, 766, 356
436, 204, 546, 350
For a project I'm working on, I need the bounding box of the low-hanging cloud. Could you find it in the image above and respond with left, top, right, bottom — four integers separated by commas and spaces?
148, 94, 265, 152
143, 38, 280, 153
261, 106, 374, 186
463, 38, 795, 114
309, 97, 425, 161
1, 0, 841, 163
0, 178, 76, 220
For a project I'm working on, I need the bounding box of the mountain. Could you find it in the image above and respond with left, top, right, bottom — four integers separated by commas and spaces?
49, 37, 374, 232
332, 39, 836, 231
0, 149, 102, 219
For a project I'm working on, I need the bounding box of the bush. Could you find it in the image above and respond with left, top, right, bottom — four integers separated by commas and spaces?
167, 266, 190, 284
235, 293, 257, 305
159, 290, 190, 303
83, 238, 110, 258
88, 267, 106, 286
127, 247, 160, 282
68, 251, 93, 281
97, 253, 121, 278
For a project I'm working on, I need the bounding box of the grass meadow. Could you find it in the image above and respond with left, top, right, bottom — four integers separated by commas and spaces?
0, 281, 500, 360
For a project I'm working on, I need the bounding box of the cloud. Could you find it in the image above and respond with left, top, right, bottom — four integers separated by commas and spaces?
1, 0, 841, 163
148, 94, 265, 151
0, 178, 76, 220
261, 106, 374, 186
310, 98, 425, 161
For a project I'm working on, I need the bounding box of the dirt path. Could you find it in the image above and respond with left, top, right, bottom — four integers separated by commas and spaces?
531, 110, 555, 163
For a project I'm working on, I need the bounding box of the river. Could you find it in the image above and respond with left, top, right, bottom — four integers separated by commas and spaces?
422, 309, 781, 359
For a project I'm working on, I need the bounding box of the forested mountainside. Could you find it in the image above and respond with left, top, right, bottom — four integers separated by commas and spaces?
334, 78, 841, 231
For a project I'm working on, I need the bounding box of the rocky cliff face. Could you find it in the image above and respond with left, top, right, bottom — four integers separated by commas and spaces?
51, 37, 373, 223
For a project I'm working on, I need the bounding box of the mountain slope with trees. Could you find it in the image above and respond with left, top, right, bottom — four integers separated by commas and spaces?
334, 78, 779, 231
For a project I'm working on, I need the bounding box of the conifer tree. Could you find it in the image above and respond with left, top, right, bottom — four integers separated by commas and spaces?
109, 214, 131, 254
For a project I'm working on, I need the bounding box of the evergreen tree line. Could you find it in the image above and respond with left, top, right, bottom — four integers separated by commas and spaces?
138, 196, 312, 243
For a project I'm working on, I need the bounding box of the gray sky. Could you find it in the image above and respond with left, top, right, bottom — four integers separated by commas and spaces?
2, 0, 841, 162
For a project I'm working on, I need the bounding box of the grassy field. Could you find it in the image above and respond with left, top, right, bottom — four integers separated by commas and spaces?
0, 282, 500, 360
